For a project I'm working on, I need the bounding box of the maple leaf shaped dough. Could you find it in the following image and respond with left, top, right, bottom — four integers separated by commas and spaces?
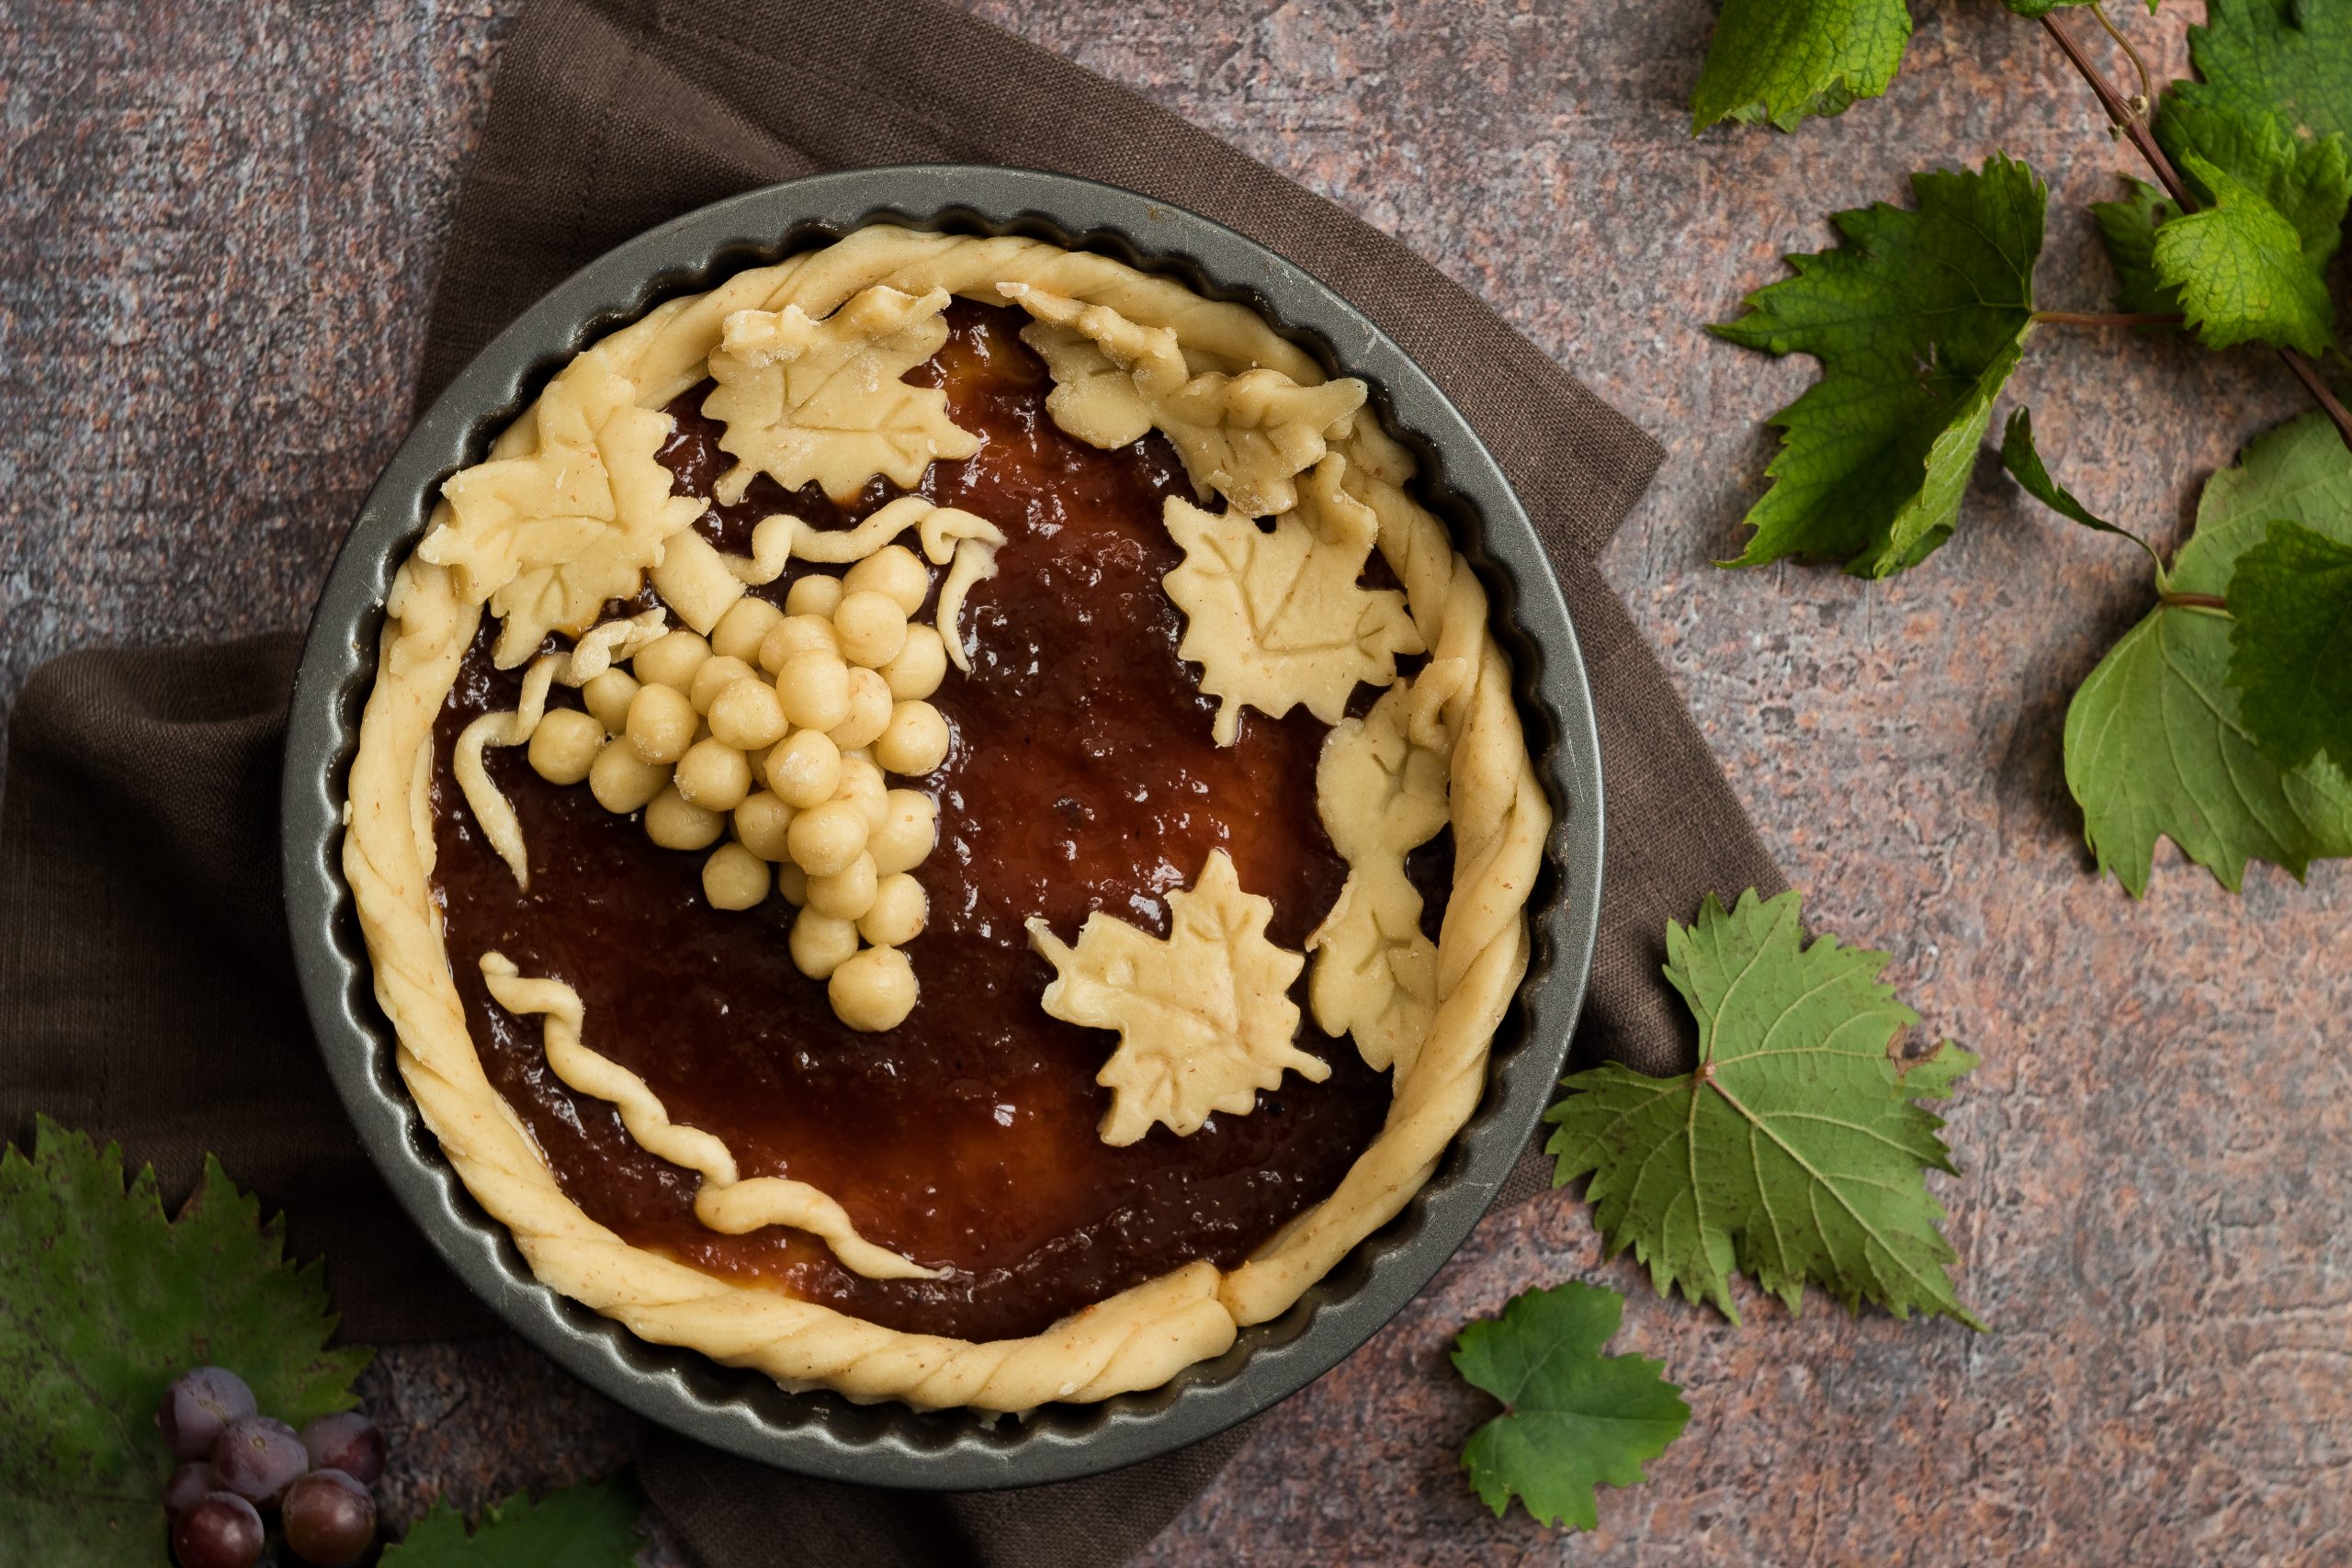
421, 353, 705, 668
1306, 662, 1463, 1077
1164, 455, 1424, 745
1026, 850, 1325, 1146
1001, 281, 1367, 516
703, 285, 980, 506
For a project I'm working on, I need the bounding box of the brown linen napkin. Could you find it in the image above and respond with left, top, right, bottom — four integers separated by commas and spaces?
0, 1, 1783, 1562
0, 636, 492, 1344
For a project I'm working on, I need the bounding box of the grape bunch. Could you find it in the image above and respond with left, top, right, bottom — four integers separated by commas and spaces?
157, 1367, 385, 1568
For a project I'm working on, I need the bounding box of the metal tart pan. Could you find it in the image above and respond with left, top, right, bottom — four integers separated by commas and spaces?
282, 166, 1606, 1490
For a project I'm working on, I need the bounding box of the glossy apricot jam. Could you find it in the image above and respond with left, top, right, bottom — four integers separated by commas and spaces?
428, 300, 1411, 1341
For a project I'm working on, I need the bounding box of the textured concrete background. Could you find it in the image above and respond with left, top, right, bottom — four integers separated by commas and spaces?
5, 2, 2348, 1563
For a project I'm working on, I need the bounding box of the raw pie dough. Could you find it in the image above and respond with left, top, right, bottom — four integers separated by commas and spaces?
345, 225, 1549, 1412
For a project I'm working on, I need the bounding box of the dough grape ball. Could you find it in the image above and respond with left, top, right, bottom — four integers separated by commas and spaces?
829, 945, 918, 1032
858, 873, 928, 947
785, 574, 845, 619
645, 784, 724, 850
829, 667, 894, 751
806, 852, 878, 920
766, 729, 843, 810
625, 682, 698, 765
776, 650, 853, 732
710, 596, 784, 664
789, 908, 859, 978
673, 737, 752, 810
703, 842, 771, 910
879, 624, 946, 701
843, 544, 929, 615
632, 629, 710, 691
581, 669, 640, 733
873, 700, 950, 775
787, 797, 869, 876
707, 677, 788, 751
834, 753, 889, 830
689, 654, 760, 716
832, 589, 909, 669
758, 612, 840, 673
526, 708, 603, 785
868, 789, 938, 874
590, 738, 671, 813
732, 792, 797, 861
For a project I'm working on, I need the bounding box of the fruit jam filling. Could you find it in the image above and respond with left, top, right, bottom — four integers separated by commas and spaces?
430, 300, 1419, 1341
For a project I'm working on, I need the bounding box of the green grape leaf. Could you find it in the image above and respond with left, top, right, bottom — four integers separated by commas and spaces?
2173, 0, 2352, 150
2065, 412, 2352, 895
0, 1119, 369, 1568
2159, 95, 2352, 265
1690, 0, 1911, 133
1999, 408, 2150, 550
2227, 520, 2352, 773
384, 1479, 647, 1567
1452, 1282, 1691, 1531
2091, 177, 2187, 317
1713, 155, 2044, 578
2096, 5, 2351, 323
2153, 154, 2338, 354
1544, 889, 1983, 1329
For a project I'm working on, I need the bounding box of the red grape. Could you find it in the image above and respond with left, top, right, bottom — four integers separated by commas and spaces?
210, 1415, 306, 1507
164, 1460, 218, 1519
170, 1492, 264, 1568
156, 1368, 256, 1462
282, 1468, 378, 1567
299, 1409, 386, 1483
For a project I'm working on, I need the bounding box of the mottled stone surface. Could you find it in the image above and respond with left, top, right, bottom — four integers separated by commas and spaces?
5, 1, 2347, 1562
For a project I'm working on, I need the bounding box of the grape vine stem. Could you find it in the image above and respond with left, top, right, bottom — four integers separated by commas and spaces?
2039, 11, 2352, 453
2032, 310, 2183, 327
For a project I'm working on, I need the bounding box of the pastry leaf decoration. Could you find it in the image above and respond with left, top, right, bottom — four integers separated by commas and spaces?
1001, 281, 1368, 516
704, 285, 980, 506
1026, 850, 1325, 1145
2064, 413, 2352, 895
1545, 889, 1984, 1329
1306, 662, 1462, 1077
381, 1479, 647, 1568
1163, 456, 1424, 745
422, 353, 705, 667
0, 1119, 369, 1566
1712, 154, 2045, 578
1452, 1282, 1691, 1532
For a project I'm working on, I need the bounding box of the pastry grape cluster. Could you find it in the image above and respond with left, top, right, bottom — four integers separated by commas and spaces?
158, 1367, 384, 1568
526, 546, 946, 1032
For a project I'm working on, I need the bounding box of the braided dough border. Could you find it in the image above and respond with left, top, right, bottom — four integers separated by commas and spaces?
345, 227, 1547, 1412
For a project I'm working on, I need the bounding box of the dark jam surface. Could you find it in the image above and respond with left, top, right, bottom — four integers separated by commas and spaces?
429, 300, 1411, 1341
